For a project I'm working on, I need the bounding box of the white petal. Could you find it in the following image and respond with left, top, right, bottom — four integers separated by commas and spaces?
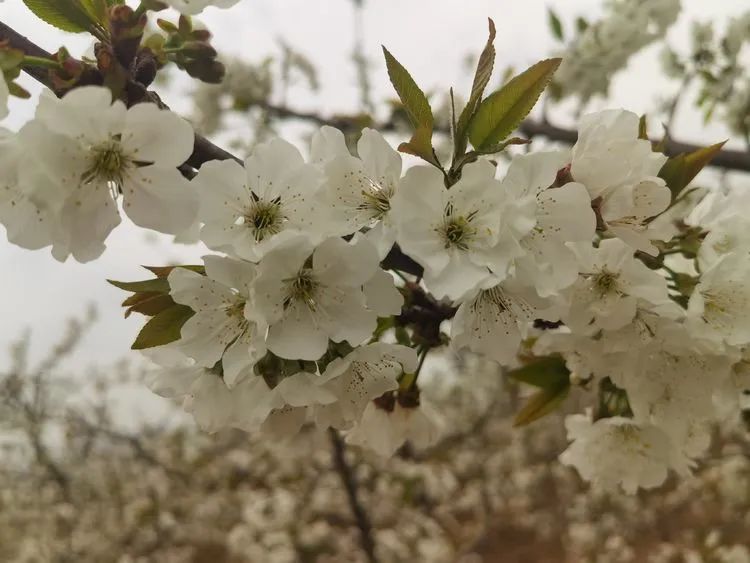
363, 269, 403, 316
123, 166, 198, 234
310, 125, 348, 164
122, 103, 195, 167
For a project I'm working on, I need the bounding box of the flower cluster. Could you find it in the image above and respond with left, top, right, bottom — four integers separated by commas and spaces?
555, 0, 681, 102
2, 80, 744, 491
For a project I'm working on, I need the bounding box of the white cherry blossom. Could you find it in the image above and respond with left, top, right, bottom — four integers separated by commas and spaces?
251, 235, 394, 361
194, 138, 326, 262
687, 253, 750, 347
315, 343, 417, 430
500, 150, 596, 296
560, 413, 692, 494
30, 86, 197, 262
320, 127, 403, 256
168, 255, 266, 387
571, 109, 671, 255
562, 239, 671, 334
390, 160, 514, 300
451, 274, 558, 366
346, 399, 442, 457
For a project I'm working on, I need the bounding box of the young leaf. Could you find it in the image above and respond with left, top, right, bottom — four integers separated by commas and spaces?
468, 58, 562, 151
506, 356, 569, 389
547, 7, 564, 41
382, 46, 433, 132
454, 18, 496, 159
659, 141, 726, 200
22, 0, 96, 33
124, 293, 176, 318
382, 46, 438, 165
108, 277, 171, 293
513, 383, 570, 427
131, 304, 194, 350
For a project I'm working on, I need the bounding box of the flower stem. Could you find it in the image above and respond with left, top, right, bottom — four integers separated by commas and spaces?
22, 56, 60, 70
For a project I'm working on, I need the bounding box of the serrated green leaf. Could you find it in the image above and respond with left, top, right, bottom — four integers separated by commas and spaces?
382, 46, 437, 165
454, 18, 496, 160
468, 58, 561, 150
382, 46, 433, 131
513, 383, 570, 427
108, 277, 171, 293
22, 0, 96, 33
506, 356, 569, 389
131, 304, 194, 350
547, 7, 564, 41
659, 141, 726, 200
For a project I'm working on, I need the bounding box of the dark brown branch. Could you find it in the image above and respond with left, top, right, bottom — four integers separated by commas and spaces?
328, 428, 378, 563
258, 99, 750, 174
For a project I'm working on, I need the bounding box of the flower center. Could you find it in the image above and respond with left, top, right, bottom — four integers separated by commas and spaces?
243, 197, 284, 242
437, 203, 478, 250
283, 269, 320, 311
84, 139, 129, 187
358, 177, 393, 220
592, 270, 620, 297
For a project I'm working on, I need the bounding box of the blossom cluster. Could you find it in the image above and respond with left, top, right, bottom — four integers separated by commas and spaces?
555, 0, 681, 102
2, 82, 747, 492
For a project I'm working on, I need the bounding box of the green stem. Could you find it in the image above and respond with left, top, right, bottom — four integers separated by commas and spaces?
22, 56, 61, 70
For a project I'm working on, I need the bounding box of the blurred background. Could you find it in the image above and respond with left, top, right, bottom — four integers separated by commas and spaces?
1, 0, 750, 561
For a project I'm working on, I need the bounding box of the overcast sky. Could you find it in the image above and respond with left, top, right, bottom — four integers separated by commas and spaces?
1, 0, 749, 378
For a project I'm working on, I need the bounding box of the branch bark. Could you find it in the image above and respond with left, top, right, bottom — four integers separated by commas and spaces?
328, 428, 378, 563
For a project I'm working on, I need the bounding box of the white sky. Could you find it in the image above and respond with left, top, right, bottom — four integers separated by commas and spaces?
1, 0, 749, 377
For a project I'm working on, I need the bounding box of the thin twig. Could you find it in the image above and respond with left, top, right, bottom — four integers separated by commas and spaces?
328, 428, 378, 563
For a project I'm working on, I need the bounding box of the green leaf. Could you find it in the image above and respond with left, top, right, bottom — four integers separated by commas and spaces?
506, 356, 569, 389
658, 141, 726, 200
79, 0, 108, 27
131, 304, 194, 350
108, 277, 171, 293
124, 293, 176, 318
575, 16, 588, 33
382, 46, 437, 165
513, 383, 570, 427
22, 0, 97, 33
454, 18, 496, 160
547, 7, 564, 41
468, 58, 562, 150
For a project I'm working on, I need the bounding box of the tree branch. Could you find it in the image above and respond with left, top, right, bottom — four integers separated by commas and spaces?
328, 428, 378, 563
